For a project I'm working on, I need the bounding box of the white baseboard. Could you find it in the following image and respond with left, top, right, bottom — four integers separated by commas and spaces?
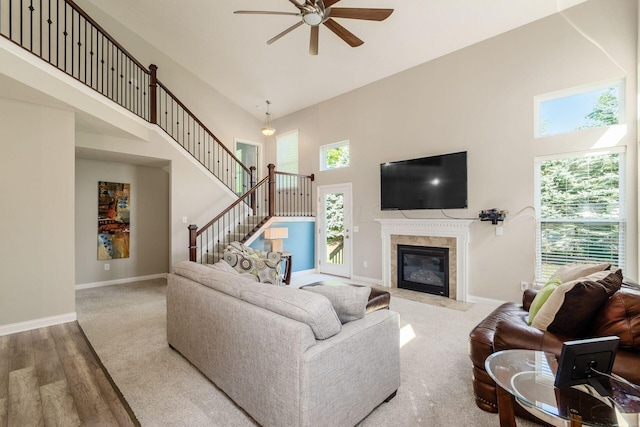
0, 312, 77, 336
350, 275, 383, 286
467, 295, 506, 307
75, 273, 168, 290
291, 269, 317, 277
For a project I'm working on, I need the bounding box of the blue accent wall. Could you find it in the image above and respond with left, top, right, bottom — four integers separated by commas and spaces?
250, 221, 315, 272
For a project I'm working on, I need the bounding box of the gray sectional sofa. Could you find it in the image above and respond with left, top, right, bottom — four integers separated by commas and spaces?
166, 261, 401, 427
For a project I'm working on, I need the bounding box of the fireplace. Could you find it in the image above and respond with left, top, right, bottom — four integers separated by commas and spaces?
397, 245, 449, 297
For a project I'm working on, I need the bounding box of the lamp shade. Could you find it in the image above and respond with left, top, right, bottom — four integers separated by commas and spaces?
264, 228, 288, 239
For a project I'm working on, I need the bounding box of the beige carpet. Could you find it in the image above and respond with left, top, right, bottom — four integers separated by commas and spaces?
76, 277, 539, 426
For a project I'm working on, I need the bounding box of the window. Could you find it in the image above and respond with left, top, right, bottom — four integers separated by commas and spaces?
535, 150, 625, 282
320, 141, 350, 171
276, 130, 298, 187
535, 80, 624, 137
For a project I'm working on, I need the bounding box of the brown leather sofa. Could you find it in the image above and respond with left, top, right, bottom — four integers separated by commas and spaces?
469, 280, 640, 416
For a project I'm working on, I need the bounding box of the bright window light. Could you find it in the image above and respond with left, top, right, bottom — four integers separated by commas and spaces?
320, 140, 350, 171
400, 324, 416, 348
535, 80, 624, 138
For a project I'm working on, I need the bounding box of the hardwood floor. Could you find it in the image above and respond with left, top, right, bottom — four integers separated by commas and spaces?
0, 322, 138, 426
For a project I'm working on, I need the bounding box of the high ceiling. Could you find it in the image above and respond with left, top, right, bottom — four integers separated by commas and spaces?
84, 0, 586, 120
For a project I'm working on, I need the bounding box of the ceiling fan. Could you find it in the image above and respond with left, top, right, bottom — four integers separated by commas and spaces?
234, 0, 393, 55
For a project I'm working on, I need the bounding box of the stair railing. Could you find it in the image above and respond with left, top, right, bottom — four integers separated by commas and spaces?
0, 0, 252, 195
190, 164, 315, 264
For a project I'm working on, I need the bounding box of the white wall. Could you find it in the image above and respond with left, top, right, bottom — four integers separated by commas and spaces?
75, 130, 237, 267
0, 99, 75, 326
75, 159, 169, 285
269, 0, 638, 302
75, 0, 265, 152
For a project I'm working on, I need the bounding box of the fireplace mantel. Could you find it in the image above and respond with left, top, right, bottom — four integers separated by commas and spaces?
376, 219, 473, 302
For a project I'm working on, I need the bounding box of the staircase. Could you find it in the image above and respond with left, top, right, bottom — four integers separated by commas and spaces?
0, 0, 314, 262
189, 165, 314, 264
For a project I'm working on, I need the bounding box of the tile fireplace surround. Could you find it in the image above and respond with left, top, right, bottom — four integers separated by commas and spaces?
376, 219, 473, 302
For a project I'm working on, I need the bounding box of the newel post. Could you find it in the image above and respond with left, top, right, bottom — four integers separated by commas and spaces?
268, 163, 276, 217
149, 64, 158, 124
188, 224, 198, 262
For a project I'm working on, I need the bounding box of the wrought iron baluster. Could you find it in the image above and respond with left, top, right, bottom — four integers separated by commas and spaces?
20, 0, 23, 45
29, 0, 33, 52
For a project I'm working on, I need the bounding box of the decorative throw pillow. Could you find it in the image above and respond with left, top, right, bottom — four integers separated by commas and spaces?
550, 262, 611, 283
531, 269, 623, 337
528, 277, 561, 325
207, 260, 257, 281
303, 285, 372, 324
240, 285, 341, 340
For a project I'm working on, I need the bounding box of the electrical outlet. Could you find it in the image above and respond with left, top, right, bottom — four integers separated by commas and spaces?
104, 263, 110, 271
182, 216, 188, 224
496, 226, 503, 236
363, 261, 368, 268
520, 281, 528, 291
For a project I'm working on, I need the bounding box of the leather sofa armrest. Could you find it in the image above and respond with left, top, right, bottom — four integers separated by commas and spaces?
493, 318, 565, 357
522, 289, 538, 312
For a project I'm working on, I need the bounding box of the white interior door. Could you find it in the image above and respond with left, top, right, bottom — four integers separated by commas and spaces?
317, 183, 352, 277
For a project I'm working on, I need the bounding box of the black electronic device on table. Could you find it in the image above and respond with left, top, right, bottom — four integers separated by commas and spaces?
554, 336, 620, 397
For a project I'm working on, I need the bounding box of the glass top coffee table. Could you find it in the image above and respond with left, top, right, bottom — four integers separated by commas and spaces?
485, 350, 640, 427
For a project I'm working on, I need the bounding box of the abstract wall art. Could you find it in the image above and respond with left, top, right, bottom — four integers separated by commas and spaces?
98, 181, 130, 260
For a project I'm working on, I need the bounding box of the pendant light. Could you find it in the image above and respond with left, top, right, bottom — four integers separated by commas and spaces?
261, 100, 276, 136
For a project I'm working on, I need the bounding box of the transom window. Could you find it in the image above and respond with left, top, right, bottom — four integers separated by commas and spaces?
320, 141, 350, 171
535, 80, 624, 138
535, 150, 626, 282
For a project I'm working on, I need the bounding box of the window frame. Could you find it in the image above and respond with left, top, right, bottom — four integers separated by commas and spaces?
534, 79, 625, 138
534, 148, 626, 283
320, 140, 350, 171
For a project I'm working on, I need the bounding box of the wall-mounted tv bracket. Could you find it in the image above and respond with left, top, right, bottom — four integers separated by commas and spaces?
479, 209, 507, 225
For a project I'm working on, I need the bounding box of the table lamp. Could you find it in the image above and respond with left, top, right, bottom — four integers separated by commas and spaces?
264, 227, 288, 252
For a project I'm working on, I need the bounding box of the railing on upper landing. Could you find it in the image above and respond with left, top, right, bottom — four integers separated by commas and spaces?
0, 0, 253, 195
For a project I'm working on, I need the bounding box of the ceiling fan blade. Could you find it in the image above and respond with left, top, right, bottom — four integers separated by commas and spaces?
267, 21, 304, 45
288, 0, 304, 10
329, 8, 393, 21
234, 10, 300, 16
323, 0, 341, 7
309, 26, 319, 55
323, 18, 363, 47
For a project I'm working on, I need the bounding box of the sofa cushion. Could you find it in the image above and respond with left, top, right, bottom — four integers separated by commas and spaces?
240, 285, 341, 340
528, 278, 561, 325
591, 286, 640, 350
303, 285, 371, 324
550, 262, 611, 283
532, 269, 623, 337
173, 260, 256, 298
207, 260, 258, 282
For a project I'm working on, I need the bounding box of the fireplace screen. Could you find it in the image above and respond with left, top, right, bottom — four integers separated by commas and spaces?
397, 245, 449, 297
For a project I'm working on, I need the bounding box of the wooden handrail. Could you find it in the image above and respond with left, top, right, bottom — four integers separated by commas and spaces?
0, 0, 251, 191
189, 164, 315, 263
275, 170, 316, 180
156, 79, 251, 175
196, 176, 269, 237
64, 0, 149, 72
0, 0, 316, 264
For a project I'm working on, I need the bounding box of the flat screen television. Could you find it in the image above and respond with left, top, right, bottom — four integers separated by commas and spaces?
380, 151, 467, 210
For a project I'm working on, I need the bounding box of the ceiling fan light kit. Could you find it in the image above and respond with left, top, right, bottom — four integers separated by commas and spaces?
235, 0, 393, 55
261, 100, 276, 136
